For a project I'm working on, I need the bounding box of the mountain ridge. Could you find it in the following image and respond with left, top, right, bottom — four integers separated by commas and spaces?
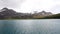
0, 7, 59, 19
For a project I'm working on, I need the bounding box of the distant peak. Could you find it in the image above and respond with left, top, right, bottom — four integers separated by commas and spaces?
1, 7, 9, 11
41, 10, 46, 12
2, 7, 8, 10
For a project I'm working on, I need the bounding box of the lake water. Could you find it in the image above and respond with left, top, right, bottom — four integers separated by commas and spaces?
0, 19, 60, 34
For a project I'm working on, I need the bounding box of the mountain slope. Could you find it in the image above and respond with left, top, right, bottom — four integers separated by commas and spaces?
44, 13, 60, 19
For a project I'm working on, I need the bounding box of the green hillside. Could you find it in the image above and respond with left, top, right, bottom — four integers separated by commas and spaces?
44, 13, 60, 19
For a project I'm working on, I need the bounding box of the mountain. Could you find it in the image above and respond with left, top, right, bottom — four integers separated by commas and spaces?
0, 7, 23, 19
0, 7, 32, 19
44, 13, 60, 19
39, 11, 52, 16
33, 11, 53, 18
0, 7, 59, 19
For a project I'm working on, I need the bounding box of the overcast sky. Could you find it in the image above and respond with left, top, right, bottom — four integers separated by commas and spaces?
0, 0, 60, 14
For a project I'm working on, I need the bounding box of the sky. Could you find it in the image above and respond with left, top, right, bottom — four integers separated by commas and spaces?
0, 0, 60, 14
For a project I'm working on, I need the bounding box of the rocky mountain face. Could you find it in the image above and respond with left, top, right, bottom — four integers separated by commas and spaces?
0, 7, 33, 19
40, 11, 52, 15
0, 8, 53, 19
33, 11, 52, 16
33, 11, 52, 18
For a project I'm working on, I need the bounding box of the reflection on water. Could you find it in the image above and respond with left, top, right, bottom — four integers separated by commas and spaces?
0, 19, 60, 34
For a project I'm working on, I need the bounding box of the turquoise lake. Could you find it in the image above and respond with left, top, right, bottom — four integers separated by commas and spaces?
0, 19, 60, 34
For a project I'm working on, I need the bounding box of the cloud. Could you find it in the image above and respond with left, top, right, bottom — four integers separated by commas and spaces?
0, 0, 60, 14
0, 0, 25, 9
50, 5, 60, 14
20, 0, 55, 13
